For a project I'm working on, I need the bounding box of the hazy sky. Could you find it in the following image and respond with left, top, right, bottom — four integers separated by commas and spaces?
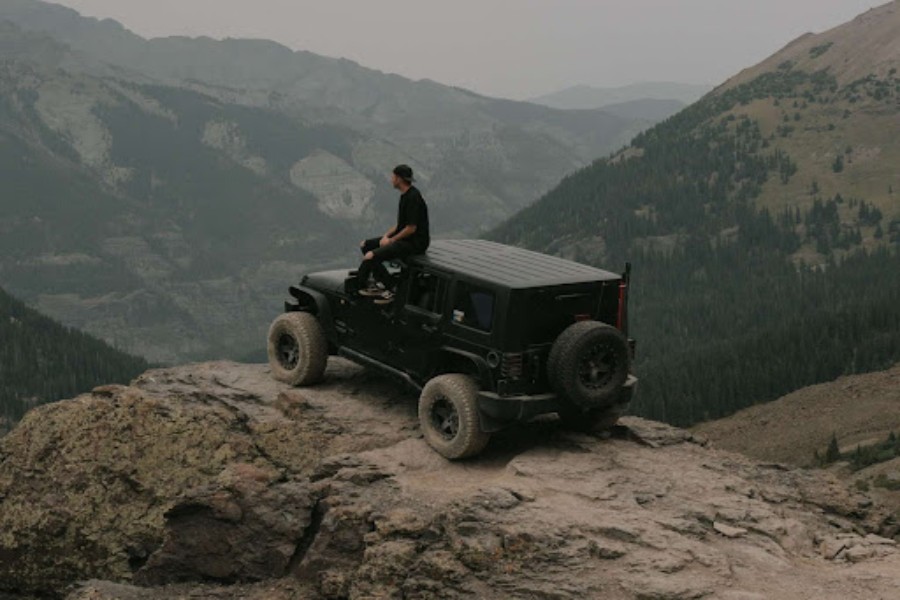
51, 0, 887, 99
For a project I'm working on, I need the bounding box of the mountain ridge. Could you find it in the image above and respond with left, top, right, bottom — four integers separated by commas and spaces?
719, 1, 900, 92
0, 2, 656, 364
530, 81, 712, 110
490, 0, 900, 427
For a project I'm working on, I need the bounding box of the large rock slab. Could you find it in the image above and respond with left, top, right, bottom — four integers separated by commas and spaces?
0, 361, 898, 599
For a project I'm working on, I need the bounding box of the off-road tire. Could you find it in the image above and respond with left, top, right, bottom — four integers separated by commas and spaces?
418, 374, 490, 460
548, 321, 630, 410
558, 402, 628, 433
267, 312, 328, 386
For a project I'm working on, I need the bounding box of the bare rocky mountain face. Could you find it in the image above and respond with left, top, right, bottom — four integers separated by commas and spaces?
0, 0, 654, 365
1, 361, 899, 599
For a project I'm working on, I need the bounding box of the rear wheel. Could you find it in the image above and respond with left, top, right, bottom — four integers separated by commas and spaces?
418, 374, 490, 460
267, 312, 328, 386
548, 321, 630, 410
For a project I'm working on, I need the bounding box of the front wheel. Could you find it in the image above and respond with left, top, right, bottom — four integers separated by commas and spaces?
418, 374, 490, 460
267, 312, 328, 386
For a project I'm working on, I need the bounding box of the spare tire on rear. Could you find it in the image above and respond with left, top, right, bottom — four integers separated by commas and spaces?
548, 321, 629, 410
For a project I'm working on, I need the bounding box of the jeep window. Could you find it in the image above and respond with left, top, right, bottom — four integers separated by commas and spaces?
452, 282, 495, 333
407, 271, 448, 314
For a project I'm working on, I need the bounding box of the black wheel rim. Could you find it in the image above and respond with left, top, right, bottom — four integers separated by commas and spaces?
578, 342, 616, 390
430, 397, 460, 441
277, 333, 301, 370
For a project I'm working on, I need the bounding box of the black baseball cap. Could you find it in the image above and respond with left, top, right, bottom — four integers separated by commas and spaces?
393, 164, 415, 182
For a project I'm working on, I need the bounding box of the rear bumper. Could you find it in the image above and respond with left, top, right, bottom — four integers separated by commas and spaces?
477, 375, 638, 432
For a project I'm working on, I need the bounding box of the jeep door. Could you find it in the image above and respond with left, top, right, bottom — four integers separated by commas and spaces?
397, 268, 450, 381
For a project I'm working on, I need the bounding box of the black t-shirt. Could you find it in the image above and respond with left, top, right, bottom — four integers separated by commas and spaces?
392, 186, 430, 250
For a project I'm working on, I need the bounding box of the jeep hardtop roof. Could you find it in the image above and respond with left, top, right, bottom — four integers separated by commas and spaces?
409, 240, 620, 289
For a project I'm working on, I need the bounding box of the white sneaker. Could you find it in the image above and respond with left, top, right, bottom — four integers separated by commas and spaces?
373, 290, 395, 305
358, 284, 384, 297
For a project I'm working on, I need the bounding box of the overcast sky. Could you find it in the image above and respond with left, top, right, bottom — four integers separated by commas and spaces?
51, 0, 887, 99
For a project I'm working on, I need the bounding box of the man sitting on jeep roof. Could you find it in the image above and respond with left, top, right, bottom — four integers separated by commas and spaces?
357, 164, 430, 304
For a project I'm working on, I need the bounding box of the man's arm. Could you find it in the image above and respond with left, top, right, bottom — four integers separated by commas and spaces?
380, 226, 398, 246
388, 224, 417, 242
366, 225, 414, 259
387, 194, 422, 243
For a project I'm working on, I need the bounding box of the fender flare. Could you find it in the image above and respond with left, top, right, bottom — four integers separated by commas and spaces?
433, 347, 494, 391
288, 286, 338, 341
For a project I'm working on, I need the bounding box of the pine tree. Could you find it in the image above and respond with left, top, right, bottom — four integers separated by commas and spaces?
832, 155, 844, 173
824, 434, 841, 463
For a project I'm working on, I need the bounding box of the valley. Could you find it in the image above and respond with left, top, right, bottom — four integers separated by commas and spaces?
0, 0, 653, 363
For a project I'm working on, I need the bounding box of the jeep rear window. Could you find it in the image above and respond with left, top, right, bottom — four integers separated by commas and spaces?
452, 282, 494, 333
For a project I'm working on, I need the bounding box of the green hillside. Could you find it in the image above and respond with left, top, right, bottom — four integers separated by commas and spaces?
0, 53, 355, 362
492, 2, 900, 426
0, 2, 653, 364
0, 286, 149, 433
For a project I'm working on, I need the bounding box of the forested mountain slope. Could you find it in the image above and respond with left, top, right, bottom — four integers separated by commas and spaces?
0, 0, 653, 364
0, 32, 355, 362
0, 0, 643, 233
492, 1, 900, 426
0, 286, 148, 433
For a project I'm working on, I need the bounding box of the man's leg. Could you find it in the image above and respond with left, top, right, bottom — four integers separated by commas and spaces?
360, 237, 381, 254
358, 237, 391, 289
370, 241, 418, 270
357, 237, 385, 291
380, 240, 419, 259
364, 241, 421, 303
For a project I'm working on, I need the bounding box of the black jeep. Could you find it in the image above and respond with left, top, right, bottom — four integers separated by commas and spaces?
267, 239, 637, 459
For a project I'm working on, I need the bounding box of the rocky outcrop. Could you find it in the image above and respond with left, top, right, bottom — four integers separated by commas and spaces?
1, 360, 899, 599
135, 463, 314, 586
289, 151, 376, 220
201, 120, 269, 176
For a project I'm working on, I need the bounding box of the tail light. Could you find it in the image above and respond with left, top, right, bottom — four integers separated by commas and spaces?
617, 262, 632, 335
501, 353, 524, 380
616, 280, 627, 331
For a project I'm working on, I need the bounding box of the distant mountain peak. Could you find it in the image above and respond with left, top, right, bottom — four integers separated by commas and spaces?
719, 0, 900, 93
529, 81, 713, 111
